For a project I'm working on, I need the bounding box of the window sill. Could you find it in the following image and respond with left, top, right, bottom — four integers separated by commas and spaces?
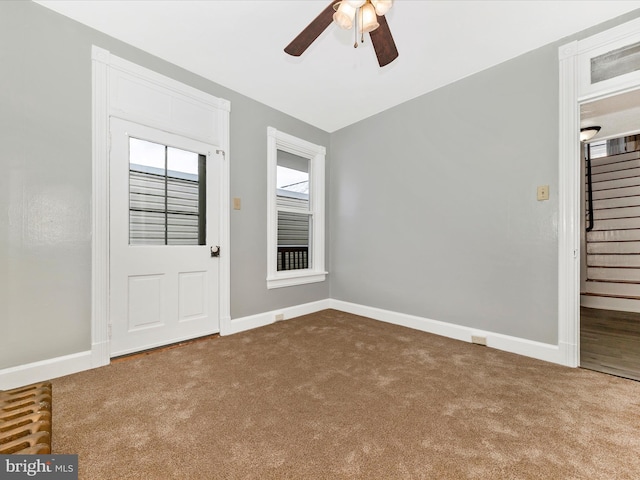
266, 270, 328, 289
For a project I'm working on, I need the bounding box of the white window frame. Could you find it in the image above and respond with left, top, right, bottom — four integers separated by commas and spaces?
267, 127, 327, 289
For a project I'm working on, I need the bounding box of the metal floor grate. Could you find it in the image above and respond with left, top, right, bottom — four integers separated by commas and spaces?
0, 382, 52, 454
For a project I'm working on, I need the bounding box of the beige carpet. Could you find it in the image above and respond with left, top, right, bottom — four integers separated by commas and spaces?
52, 310, 640, 479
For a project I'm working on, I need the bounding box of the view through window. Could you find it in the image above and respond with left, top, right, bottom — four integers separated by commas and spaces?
129, 137, 206, 245
276, 152, 310, 271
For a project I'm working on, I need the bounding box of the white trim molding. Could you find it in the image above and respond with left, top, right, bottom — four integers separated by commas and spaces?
91, 45, 231, 361
330, 300, 564, 365
0, 351, 93, 391
558, 17, 640, 368
91, 46, 111, 369
225, 299, 564, 365
558, 40, 581, 368
221, 299, 332, 336
1, 298, 567, 389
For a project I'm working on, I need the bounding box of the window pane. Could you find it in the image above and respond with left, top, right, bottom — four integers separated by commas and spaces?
277, 150, 309, 209
588, 140, 607, 159
277, 211, 310, 271
129, 138, 206, 245
591, 41, 640, 84
129, 210, 165, 245
276, 150, 311, 271
589, 135, 640, 159
167, 146, 199, 176
167, 147, 205, 245
130, 138, 165, 171
129, 139, 166, 246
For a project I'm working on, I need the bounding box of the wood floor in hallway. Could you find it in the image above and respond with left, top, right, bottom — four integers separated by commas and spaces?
580, 306, 640, 382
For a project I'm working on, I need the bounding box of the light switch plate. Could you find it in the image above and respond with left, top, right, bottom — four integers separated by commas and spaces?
233, 197, 241, 210
537, 185, 549, 201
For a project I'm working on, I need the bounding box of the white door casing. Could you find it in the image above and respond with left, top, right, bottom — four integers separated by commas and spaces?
109, 118, 222, 356
92, 46, 230, 367
558, 17, 640, 367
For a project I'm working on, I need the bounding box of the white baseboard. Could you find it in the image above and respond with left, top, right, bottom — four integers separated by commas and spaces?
329, 299, 564, 365
0, 300, 331, 390
1, 297, 568, 390
0, 350, 93, 390
220, 299, 332, 336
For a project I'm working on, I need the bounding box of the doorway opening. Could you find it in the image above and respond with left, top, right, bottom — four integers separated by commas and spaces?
91, 46, 231, 369
579, 89, 640, 381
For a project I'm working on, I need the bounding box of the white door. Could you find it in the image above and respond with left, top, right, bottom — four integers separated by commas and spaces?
109, 118, 222, 357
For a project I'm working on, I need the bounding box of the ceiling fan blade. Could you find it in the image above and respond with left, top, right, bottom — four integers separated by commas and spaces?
369, 15, 398, 67
284, 1, 336, 57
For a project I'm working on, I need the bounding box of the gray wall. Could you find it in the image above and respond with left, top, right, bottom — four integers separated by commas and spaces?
329, 10, 640, 345
330, 45, 559, 343
3, 0, 640, 371
0, 1, 330, 369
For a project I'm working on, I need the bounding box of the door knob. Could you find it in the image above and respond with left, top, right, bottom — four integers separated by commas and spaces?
210, 246, 220, 257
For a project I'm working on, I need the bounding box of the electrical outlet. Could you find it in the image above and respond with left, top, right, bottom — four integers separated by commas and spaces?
275, 313, 285, 321
471, 335, 487, 346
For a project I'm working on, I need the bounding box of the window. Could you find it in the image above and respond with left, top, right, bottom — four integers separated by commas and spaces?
588, 140, 607, 159
591, 41, 640, 84
277, 152, 310, 271
129, 137, 206, 245
267, 127, 326, 288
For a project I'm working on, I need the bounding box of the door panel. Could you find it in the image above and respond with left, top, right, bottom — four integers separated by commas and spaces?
178, 271, 208, 321
109, 118, 221, 356
128, 275, 164, 330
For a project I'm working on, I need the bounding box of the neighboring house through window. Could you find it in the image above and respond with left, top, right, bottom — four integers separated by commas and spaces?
129, 137, 206, 246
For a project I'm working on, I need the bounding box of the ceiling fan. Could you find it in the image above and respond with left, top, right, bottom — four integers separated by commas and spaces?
284, 0, 399, 67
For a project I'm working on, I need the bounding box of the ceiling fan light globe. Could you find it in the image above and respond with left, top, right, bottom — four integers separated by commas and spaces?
371, 0, 393, 16
333, 2, 356, 29
359, 2, 380, 33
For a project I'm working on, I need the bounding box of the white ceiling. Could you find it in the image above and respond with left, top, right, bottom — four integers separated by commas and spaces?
582, 89, 640, 141
36, 0, 640, 133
